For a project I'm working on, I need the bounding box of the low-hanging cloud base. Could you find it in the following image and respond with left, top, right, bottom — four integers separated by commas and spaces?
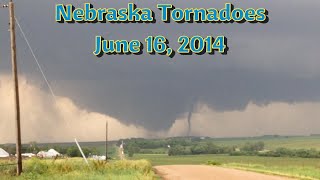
169, 102, 320, 137
1, 75, 319, 143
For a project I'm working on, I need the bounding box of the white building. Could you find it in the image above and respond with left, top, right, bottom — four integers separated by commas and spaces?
92, 155, 106, 160
37, 149, 60, 158
22, 153, 36, 158
0, 148, 9, 158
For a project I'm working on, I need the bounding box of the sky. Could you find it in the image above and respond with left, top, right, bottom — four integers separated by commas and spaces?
1, 0, 320, 142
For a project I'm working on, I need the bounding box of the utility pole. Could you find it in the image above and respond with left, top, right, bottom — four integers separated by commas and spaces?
9, 0, 22, 175
105, 121, 108, 162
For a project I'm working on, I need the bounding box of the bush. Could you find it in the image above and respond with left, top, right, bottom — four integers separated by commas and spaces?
206, 160, 221, 166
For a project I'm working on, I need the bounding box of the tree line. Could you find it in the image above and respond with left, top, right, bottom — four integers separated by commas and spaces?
119, 138, 320, 159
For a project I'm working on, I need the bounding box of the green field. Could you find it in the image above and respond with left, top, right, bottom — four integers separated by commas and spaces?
155, 135, 320, 152
131, 154, 320, 179
0, 158, 156, 180
205, 136, 320, 150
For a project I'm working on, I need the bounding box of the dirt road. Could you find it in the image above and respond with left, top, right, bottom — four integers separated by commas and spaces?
154, 165, 295, 180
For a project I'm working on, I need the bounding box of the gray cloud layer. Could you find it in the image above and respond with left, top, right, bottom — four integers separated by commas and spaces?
1, 0, 320, 134
0, 75, 149, 143
1, 75, 320, 143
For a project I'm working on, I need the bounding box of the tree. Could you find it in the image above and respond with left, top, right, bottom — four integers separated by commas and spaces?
67, 146, 80, 157
168, 145, 190, 156
191, 143, 209, 154
242, 142, 265, 152
26, 141, 40, 153
126, 143, 140, 157
207, 142, 223, 154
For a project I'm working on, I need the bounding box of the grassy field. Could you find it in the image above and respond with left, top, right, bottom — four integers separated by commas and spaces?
131, 154, 320, 179
205, 136, 320, 150
0, 158, 156, 180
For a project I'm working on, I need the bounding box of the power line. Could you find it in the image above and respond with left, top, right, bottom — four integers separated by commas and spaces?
14, 16, 58, 105
14, 15, 71, 132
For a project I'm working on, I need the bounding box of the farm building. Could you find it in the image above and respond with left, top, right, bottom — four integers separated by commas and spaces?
22, 153, 36, 158
37, 149, 60, 158
0, 148, 9, 158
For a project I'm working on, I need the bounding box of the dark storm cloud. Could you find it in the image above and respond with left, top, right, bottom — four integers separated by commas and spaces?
1, 0, 320, 131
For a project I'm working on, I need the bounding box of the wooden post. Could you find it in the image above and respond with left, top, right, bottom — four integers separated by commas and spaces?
9, 0, 22, 175
105, 121, 108, 162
